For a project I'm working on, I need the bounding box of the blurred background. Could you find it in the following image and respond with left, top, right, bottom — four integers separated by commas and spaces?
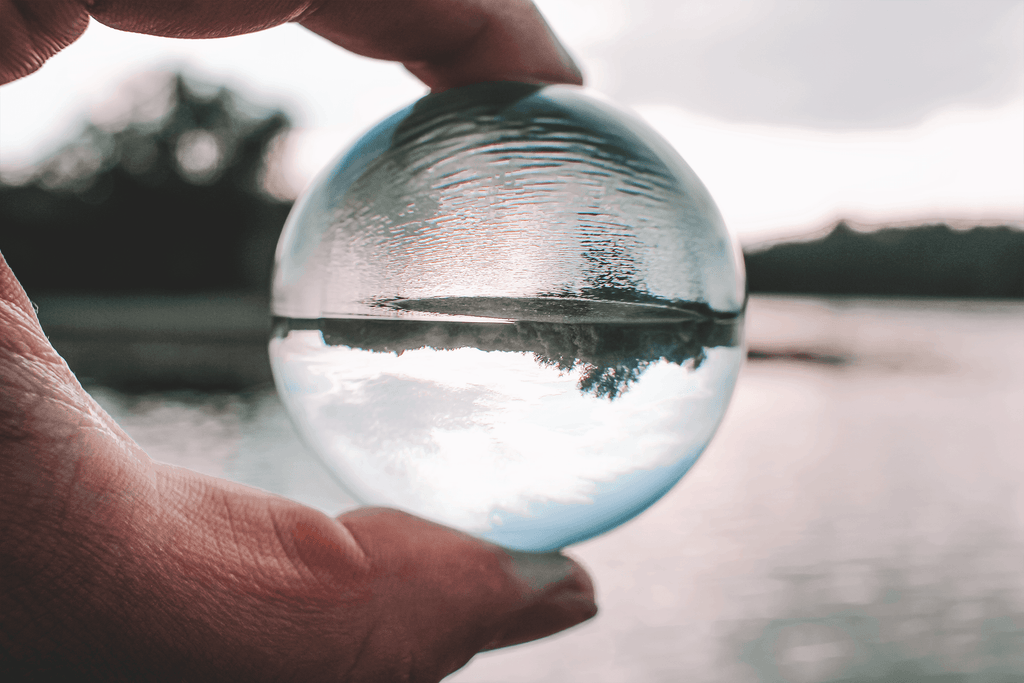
1, 1, 1022, 681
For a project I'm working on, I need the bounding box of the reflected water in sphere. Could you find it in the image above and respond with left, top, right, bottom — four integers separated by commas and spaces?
269, 83, 745, 552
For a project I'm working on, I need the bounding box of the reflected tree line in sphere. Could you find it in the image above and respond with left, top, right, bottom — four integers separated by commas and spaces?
281, 301, 741, 400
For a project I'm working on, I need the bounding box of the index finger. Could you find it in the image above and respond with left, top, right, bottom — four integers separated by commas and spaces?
0, 0, 583, 89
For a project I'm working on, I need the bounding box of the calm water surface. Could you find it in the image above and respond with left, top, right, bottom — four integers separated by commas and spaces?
90, 296, 1024, 682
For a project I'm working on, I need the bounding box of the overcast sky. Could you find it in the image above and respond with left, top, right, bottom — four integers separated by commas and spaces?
0, 0, 1021, 241
573, 0, 1023, 129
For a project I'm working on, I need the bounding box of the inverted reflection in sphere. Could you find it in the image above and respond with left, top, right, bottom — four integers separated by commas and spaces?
270, 83, 745, 551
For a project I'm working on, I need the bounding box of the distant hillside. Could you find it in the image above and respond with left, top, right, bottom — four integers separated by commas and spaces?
2, 74, 1020, 300
744, 223, 1024, 298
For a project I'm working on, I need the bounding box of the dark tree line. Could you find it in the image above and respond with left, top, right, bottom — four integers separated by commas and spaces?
744, 222, 1023, 298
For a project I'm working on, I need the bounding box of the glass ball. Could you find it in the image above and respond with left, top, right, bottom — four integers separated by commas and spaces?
269, 82, 745, 552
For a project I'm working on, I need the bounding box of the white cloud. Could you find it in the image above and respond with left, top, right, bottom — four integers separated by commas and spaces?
636, 98, 1024, 241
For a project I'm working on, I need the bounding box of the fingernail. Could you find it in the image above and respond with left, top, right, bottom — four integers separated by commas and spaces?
484, 550, 597, 650
502, 550, 596, 617
504, 550, 576, 592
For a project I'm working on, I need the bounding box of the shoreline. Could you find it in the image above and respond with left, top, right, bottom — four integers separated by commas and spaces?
33, 293, 1022, 391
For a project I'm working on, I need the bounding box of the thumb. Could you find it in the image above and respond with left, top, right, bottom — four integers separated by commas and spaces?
336, 507, 597, 679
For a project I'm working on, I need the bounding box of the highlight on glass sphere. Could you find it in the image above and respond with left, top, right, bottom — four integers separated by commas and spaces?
269, 82, 745, 552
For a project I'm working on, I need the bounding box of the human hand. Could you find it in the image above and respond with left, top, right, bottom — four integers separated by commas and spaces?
0, 255, 595, 681
1, 2, 593, 680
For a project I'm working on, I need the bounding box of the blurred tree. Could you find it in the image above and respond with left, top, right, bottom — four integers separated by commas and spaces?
0, 73, 293, 295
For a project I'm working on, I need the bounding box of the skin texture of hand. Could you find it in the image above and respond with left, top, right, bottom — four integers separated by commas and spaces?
0, 0, 583, 89
0, 1, 593, 680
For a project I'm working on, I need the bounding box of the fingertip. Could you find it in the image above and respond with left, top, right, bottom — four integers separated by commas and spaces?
399, 0, 585, 92
335, 507, 598, 664
484, 549, 597, 650
540, 24, 585, 87
501, 549, 595, 602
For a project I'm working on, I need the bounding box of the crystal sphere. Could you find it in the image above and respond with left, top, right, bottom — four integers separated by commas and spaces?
269, 82, 745, 552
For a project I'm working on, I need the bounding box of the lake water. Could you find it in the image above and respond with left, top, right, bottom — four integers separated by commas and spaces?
86, 295, 1024, 682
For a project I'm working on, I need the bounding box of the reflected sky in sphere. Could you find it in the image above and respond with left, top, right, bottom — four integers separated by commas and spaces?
271, 326, 744, 550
